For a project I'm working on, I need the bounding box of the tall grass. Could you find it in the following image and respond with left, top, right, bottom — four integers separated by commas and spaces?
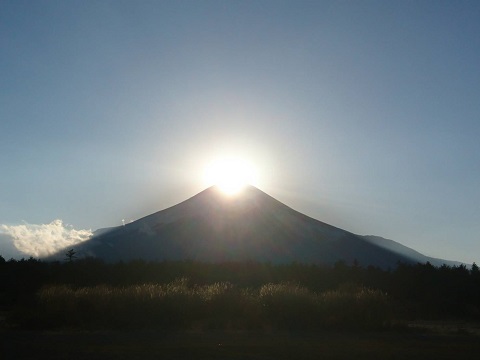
259, 282, 390, 329
33, 279, 392, 330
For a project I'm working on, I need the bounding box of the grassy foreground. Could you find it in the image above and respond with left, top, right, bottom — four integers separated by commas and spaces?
3, 326, 480, 360
3, 257, 480, 359
20, 279, 390, 330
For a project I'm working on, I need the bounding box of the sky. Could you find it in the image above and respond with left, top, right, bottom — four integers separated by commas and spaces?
1, 0, 479, 263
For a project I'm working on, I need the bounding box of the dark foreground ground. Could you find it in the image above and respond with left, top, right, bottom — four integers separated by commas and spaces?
2, 322, 480, 360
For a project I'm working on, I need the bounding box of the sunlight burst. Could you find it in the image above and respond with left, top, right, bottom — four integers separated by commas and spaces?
204, 158, 257, 195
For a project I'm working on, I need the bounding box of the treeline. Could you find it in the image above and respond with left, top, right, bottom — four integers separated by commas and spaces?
1, 255, 479, 329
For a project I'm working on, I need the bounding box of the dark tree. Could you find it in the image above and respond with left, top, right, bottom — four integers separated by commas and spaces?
64, 249, 77, 262
471, 262, 479, 274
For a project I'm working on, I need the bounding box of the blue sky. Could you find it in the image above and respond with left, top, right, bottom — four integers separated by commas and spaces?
1, 0, 479, 263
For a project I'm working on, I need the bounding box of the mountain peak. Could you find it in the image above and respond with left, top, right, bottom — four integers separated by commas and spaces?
47, 187, 457, 268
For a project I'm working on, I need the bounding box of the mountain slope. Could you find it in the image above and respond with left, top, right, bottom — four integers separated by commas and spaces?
49, 186, 456, 268
362, 235, 463, 267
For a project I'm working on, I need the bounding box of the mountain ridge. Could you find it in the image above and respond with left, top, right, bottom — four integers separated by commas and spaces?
362, 235, 463, 267
48, 186, 459, 268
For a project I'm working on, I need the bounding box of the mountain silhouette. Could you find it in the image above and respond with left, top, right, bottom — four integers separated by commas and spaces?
50, 186, 458, 268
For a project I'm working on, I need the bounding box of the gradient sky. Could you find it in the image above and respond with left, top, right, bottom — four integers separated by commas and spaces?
1, 0, 479, 263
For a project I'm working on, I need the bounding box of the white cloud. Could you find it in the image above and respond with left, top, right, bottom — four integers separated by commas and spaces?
0, 219, 92, 258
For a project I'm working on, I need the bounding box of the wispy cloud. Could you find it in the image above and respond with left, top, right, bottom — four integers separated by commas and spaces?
0, 220, 92, 258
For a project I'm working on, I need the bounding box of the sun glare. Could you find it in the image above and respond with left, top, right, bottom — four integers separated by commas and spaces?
204, 158, 257, 195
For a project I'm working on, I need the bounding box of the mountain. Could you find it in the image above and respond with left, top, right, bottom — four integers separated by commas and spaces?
49, 186, 457, 268
362, 235, 463, 267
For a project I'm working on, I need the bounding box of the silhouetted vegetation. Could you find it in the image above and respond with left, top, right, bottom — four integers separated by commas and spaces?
64, 248, 77, 262
1, 256, 479, 330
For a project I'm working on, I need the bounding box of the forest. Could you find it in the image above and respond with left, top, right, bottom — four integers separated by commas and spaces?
1, 254, 479, 330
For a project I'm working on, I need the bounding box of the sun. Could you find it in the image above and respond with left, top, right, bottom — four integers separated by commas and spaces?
204, 158, 257, 195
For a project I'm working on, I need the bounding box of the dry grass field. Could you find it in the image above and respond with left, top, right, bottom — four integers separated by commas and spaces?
2, 260, 480, 359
